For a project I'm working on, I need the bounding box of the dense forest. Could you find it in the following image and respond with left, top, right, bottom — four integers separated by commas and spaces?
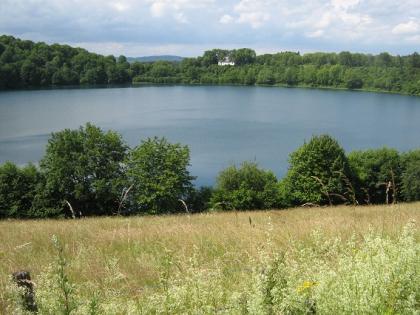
1, 35, 420, 95
1, 123, 419, 218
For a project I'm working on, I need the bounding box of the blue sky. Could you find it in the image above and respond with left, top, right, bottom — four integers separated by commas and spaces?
0, 0, 419, 57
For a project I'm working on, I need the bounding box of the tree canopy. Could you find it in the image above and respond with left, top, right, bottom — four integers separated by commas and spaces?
1, 35, 420, 95
1, 124, 420, 218
126, 137, 195, 214
282, 135, 353, 206
38, 123, 128, 217
211, 162, 279, 210
348, 148, 401, 204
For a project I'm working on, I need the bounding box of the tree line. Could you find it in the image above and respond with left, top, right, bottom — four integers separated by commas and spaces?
0, 124, 419, 218
1, 35, 420, 95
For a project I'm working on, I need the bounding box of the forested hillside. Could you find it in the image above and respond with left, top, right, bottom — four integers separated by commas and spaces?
1, 35, 420, 95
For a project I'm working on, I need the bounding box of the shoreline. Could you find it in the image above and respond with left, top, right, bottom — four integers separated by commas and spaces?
1, 82, 419, 97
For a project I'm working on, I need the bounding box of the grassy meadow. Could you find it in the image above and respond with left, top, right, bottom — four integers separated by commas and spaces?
1, 203, 419, 314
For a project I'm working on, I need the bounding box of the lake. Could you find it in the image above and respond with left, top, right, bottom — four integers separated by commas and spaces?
0, 85, 419, 185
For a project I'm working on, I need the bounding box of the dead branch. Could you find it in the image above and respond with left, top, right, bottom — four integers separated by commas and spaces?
64, 200, 76, 219
117, 184, 134, 215
178, 199, 189, 213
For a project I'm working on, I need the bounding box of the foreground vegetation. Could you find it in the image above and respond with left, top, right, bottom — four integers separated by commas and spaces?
1, 123, 420, 218
1, 35, 420, 95
1, 204, 418, 314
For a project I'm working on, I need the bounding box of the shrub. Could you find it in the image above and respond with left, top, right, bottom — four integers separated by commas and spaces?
345, 69, 364, 89
277, 179, 293, 208
0, 162, 40, 218
38, 123, 128, 217
185, 186, 213, 213
126, 137, 195, 214
348, 148, 401, 204
401, 150, 420, 201
211, 161, 279, 210
283, 134, 353, 206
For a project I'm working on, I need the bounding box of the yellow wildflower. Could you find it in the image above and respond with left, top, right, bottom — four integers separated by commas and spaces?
297, 280, 317, 293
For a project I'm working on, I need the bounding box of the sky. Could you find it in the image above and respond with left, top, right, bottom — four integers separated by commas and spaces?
0, 0, 419, 57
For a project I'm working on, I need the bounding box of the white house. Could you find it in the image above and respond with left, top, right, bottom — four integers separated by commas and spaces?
218, 58, 235, 66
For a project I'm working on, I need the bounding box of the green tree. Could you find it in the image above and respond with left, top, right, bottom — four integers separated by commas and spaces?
210, 161, 279, 210
317, 66, 331, 86
284, 67, 299, 85
257, 68, 275, 85
1, 34, 420, 95
338, 51, 354, 66
231, 48, 257, 66
345, 69, 364, 89
80, 68, 98, 84
376, 52, 393, 67
329, 64, 344, 86
0, 63, 20, 88
243, 67, 257, 85
348, 148, 401, 204
283, 135, 353, 205
186, 186, 214, 212
401, 161, 420, 202
38, 123, 127, 217
302, 65, 317, 85
20, 60, 41, 86
201, 50, 219, 66
0, 162, 40, 218
52, 64, 78, 85
126, 137, 194, 214
400, 150, 420, 202
150, 61, 176, 78
408, 52, 420, 68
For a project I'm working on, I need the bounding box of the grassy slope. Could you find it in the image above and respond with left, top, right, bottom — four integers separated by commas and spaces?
0, 203, 418, 303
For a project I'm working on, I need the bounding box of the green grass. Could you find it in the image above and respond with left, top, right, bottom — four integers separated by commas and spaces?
1, 203, 419, 314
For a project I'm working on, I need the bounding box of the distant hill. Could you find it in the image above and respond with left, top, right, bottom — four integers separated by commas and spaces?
127, 55, 185, 63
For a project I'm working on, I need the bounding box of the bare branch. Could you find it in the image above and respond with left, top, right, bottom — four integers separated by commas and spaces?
178, 199, 189, 214
117, 184, 134, 215
64, 200, 76, 219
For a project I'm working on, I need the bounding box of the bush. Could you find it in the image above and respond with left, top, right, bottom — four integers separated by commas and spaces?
38, 123, 128, 217
210, 161, 279, 210
283, 135, 353, 206
348, 148, 401, 204
126, 137, 195, 214
0, 162, 40, 218
186, 186, 213, 213
401, 150, 420, 201
345, 69, 364, 89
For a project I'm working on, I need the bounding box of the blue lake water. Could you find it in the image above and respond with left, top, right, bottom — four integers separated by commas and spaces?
0, 85, 419, 185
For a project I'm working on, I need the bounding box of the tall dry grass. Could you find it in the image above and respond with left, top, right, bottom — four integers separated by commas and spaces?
0, 203, 419, 313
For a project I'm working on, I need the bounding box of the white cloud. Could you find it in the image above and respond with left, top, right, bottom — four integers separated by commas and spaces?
148, 0, 214, 21
331, 0, 360, 10
406, 35, 420, 43
150, 2, 166, 17
1, 0, 420, 55
219, 14, 233, 24
392, 20, 420, 35
110, 1, 130, 12
237, 12, 270, 29
306, 29, 325, 38
233, 0, 271, 28
174, 12, 188, 23
279, 0, 374, 41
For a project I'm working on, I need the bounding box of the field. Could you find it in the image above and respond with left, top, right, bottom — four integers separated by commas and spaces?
1, 203, 419, 314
